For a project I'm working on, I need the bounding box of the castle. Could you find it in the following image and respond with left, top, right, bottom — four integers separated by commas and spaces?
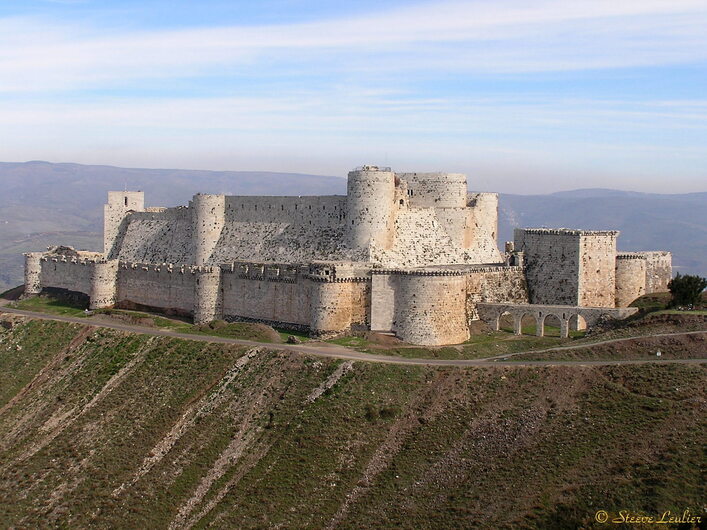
23, 166, 672, 345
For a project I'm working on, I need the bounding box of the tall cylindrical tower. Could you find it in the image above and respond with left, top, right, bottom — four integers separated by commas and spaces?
194, 267, 223, 324
24, 252, 43, 297
346, 166, 396, 251
89, 260, 119, 309
191, 194, 226, 266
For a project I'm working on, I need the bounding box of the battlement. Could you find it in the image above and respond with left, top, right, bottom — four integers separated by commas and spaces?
616, 252, 647, 260
118, 262, 218, 274
519, 228, 620, 237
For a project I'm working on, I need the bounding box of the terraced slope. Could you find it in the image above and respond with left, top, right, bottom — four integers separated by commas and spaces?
0, 319, 704, 528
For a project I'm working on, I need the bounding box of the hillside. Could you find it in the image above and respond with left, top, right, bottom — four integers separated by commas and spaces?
0, 161, 705, 291
0, 316, 704, 528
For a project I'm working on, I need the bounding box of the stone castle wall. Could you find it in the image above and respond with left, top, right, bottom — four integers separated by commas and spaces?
104, 191, 145, 255
109, 207, 194, 263
578, 231, 617, 308
397, 172, 467, 208
220, 263, 312, 328
116, 263, 197, 314
370, 265, 528, 345
39, 258, 94, 295
104, 167, 505, 269
643, 251, 672, 292
466, 266, 529, 318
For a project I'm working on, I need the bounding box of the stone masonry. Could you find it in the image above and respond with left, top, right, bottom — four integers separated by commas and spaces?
24, 165, 672, 345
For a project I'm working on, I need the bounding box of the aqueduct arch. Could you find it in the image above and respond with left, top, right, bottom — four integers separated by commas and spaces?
478, 303, 637, 339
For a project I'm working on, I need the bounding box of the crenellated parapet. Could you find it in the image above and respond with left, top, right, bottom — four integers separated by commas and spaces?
519, 228, 620, 237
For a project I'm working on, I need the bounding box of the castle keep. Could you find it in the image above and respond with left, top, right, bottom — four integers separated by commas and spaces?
24, 166, 672, 345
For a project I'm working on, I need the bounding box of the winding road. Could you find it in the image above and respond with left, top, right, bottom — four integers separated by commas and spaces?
1, 302, 706, 368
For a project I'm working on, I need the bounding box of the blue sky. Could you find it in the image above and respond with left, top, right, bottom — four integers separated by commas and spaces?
1, 0, 706, 193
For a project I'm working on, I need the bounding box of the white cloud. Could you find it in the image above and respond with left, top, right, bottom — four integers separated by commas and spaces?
1, 0, 706, 91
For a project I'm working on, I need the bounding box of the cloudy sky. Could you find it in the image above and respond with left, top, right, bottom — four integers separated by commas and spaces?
1, 0, 706, 193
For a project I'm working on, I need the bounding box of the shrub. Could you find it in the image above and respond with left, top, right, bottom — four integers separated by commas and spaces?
667, 273, 707, 308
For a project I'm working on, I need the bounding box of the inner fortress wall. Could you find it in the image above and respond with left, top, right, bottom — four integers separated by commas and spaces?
578, 232, 617, 308
466, 266, 529, 319
224, 195, 346, 226
615, 254, 647, 307
465, 192, 503, 262
109, 207, 193, 264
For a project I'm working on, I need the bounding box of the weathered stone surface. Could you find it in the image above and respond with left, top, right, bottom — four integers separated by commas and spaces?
24, 165, 671, 345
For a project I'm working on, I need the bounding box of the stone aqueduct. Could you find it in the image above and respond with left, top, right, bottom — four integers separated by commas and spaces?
476, 303, 638, 339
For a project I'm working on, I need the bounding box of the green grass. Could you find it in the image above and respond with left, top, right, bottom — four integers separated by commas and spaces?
11, 295, 89, 317
11, 297, 286, 343
0, 321, 704, 528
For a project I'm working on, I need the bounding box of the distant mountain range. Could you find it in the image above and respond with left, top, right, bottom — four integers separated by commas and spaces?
0, 161, 704, 291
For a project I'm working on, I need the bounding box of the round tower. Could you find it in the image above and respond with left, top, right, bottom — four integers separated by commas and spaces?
393, 272, 469, 345
24, 252, 43, 297
194, 267, 222, 324
309, 280, 352, 337
615, 254, 646, 307
191, 194, 226, 266
346, 166, 396, 250
89, 260, 119, 310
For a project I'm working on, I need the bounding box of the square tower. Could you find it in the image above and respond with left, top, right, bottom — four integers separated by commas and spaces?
104, 191, 145, 256
514, 228, 618, 307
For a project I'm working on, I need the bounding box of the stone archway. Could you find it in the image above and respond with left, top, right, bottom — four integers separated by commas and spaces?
542, 314, 562, 337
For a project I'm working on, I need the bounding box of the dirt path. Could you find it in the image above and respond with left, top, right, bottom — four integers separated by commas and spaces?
1, 305, 706, 368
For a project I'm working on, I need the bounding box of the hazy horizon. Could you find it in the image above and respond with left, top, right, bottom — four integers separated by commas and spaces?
1, 0, 706, 194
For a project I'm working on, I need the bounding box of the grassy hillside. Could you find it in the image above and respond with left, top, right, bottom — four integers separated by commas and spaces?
0, 318, 704, 528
